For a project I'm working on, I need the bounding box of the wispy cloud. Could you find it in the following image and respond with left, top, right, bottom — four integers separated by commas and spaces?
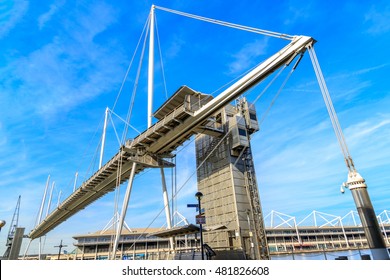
364, 4, 390, 35
0, 0, 28, 39
227, 38, 269, 75
1, 2, 122, 119
38, 0, 65, 30
164, 35, 186, 59
283, 2, 312, 26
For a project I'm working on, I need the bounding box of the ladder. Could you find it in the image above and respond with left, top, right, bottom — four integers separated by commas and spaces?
242, 147, 270, 260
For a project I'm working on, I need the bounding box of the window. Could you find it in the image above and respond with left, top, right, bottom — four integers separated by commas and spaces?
238, 128, 247, 137
249, 112, 257, 121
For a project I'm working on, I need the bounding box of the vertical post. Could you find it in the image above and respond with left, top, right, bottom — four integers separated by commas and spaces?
73, 172, 78, 192
350, 187, 390, 259
46, 181, 55, 217
339, 217, 349, 248
57, 190, 62, 207
111, 162, 137, 259
37, 175, 50, 260
22, 239, 32, 259
294, 217, 301, 245
99, 107, 109, 169
54, 240, 67, 260
147, 5, 155, 128
195, 192, 204, 260
37, 175, 50, 226
246, 209, 255, 260
160, 168, 174, 251
378, 216, 389, 244
351, 211, 357, 226
39, 237, 42, 260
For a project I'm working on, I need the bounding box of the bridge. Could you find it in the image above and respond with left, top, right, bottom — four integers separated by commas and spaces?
28, 35, 315, 242
25, 6, 389, 260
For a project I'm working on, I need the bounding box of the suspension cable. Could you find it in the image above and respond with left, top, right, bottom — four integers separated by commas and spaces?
155, 6, 294, 41
155, 14, 169, 100
108, 108, 141, 134
307, 44, 355, 171
258, 54, 304, 126
112, 15, 151, 112
108, 112, 121, 147
121, 15, 151, 144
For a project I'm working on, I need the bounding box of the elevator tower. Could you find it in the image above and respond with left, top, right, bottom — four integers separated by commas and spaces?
195, 98, 269, 260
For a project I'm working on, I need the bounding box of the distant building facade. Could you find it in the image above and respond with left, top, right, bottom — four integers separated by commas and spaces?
69, 224, 390, 260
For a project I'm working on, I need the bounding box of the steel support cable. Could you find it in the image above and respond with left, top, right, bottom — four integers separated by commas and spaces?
121, 16, 151, 144
257, 55, 303, 127
307, 45, 354, 170
155, 6, 294, 41
308, 47, 346, 160
80, 112, 108, 183
232, 65, 289, 168
108, 108, 141, 134
210, 62, 262, 97
309, 46, 349, 158
110, 151, 123, 259
108, 112, 122, 147
154, 14, 169, 100
309, 47, 347, 158
231, 59, 298, 168
112, 15, 151, 112
62, 111, 105, 189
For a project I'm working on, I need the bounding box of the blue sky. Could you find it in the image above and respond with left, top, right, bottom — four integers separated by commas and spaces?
0, 0, 389, 255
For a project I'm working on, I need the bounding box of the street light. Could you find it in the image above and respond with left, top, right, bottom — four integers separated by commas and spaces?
195, 192, 204, 260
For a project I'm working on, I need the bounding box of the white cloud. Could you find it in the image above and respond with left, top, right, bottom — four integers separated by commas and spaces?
38, 0, 65, 29
1, 2, 122, 119
283, 3, 312, 26
165, 35, 186, 59
0, 0, 28, 39
364, 5, 390, 35
227, 38, 269, 75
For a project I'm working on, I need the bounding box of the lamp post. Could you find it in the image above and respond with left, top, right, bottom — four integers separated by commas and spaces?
195, 192, 204, 260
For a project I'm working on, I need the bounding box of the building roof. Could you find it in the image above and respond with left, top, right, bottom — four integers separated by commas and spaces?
153, 86, 211, 120
150, 224, 201, 238
73, 228, 162, 239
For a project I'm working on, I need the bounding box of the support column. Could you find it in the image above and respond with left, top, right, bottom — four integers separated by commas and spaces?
350, 186, 390, 259
37, 175, 50, 227
147, 5, 155, 128
22, 239, 32, 260
160, 167, 174, 252
99, 107, 109, 169
46, 182, 55, 217
73, 172, 78, 192
111, 162, 137, 259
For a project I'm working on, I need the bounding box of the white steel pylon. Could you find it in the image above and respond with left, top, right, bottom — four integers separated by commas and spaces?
101, 212, 132, 234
